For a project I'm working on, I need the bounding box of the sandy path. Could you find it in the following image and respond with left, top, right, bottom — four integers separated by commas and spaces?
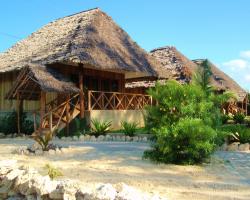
0, 138, 250, 200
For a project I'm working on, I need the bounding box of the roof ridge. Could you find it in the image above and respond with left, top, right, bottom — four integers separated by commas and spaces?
54, 7, 100, 21
150, 46, 176, 53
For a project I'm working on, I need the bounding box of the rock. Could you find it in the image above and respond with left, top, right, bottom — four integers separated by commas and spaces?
238, 143, 250, 151
220, 143, 228, 151
97, 135, 105, 142
227, 142, 240, 151
55, 148, 62, 154
125, 136, 131, 142
105, 135, 112, 141
29, 143, 42, 152
61, 137, 66, 141
33, 175, 58, 196
142, 137, 148, 142
72, 136, 79, 141
26, 195, 36, 200
95, 184, 117, 200
84, 135, 91, 141
79, 135, 85, 141
48, 149, 56, 155
0, 132, 5, 138
90, 136, 96, 142
35, 150, 43, 156
132, 136, 139, 142
115, 183, 146, 200
121, 136, 126, 142
49, 180, 78, 200
15, 168, 39, 196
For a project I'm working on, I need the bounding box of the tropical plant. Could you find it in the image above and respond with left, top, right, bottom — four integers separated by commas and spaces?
44, 164, 63, 180
144, 78, 231, 164
31, 130, 55, 151
233, 113, 246, 124
221, 114, 230, 124
121, 121, 138, 137
193, 59, 213, 96
91, 119, 111, 137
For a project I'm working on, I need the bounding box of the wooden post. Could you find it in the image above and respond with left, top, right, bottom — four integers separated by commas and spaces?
40, 91, 46, 129
16, 92, 21, 134
66, 95, 70, 136
33, 112, 37, 131
88, 91, 91, 111
49, 112, 53, 133
79, 73, 84, 118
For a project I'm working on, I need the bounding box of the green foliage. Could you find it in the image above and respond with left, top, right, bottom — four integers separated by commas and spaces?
44, 164, 63, 180
144, 80, 231, 165
221, 114, 230, 124
32, 130, 54, 151
121, 121, 138, 137
0, 111, 35, 135
57, 117, 90, 138
91, 119, 111, 137
193, 59, 213, 96
233, 113, 246, 124
218, 125, 250, 144
144, 118, 216, 164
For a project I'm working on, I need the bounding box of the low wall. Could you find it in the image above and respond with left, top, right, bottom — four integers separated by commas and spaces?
86, 110, 146, 130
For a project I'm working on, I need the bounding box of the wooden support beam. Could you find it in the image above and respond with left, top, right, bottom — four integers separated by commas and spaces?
66, 95, 70, 136
40, 91, 46, 130
16, 92, 21, 134
79, 73, 85, 118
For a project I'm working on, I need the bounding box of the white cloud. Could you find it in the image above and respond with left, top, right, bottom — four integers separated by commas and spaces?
222, 59, 248, 70
240, 50, 250, 60
245, 74, 250, 82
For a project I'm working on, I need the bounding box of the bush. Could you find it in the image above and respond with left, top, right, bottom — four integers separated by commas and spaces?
233, 113, 245, 124
121, 121, 138, 137
144, 80, 231, 165
91, 119, 111, 137
44, 164, 63, 180
218, 125, 250, 144
144, 118, 216, 164
221, 114, 230, 124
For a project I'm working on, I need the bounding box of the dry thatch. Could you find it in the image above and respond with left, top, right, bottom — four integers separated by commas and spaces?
6, 63, 79, 100
193, 59, 247, 101
126, 46, 247, 101
0, 8, 166, 78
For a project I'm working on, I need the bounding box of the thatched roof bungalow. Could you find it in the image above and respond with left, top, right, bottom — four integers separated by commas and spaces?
126, 46, 248, 114
0, 8, 164, 133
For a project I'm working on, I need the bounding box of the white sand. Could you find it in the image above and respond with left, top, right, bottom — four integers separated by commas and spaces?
0, 138, 250, 200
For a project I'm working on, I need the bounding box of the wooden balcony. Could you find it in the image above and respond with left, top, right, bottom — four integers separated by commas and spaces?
87, 90, 153, 110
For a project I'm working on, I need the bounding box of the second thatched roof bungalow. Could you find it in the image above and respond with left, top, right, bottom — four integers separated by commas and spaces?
126, 46, 248, 114
0, 8, 166, 134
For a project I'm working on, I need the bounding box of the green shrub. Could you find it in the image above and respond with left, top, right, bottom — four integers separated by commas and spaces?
233, 113, 245, 124
218, 125, 250, 144
91, 119, 111, 137
144, 80, 231, 165
144, 118, 216, 164
221, 114, 230, 124
121, 121, 138, 137
32, 130, 55, 151
44, 164, 63, 180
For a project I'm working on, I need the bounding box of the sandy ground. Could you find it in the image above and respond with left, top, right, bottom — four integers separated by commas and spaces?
0, 139, 250, 200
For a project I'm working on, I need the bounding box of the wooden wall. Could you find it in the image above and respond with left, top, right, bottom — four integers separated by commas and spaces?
0, 72, 56, 112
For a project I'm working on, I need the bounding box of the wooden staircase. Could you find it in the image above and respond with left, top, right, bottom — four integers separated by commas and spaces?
33, 94, 81, 135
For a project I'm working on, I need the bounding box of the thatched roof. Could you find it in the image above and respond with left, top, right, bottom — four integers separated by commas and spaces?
126, 46, 247, 101
6, 64, 79, 100
193, 59, 247, 101
0, 8, 166, 78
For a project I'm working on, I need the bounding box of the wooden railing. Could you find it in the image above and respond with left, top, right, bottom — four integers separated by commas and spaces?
87, 90, 153, 110
33, 94, 80, 133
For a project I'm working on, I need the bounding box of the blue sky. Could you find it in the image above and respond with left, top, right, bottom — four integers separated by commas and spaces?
1, 0, 250, 90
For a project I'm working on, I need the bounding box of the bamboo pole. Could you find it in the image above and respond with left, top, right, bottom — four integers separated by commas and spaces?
66, 95, 70, 136
40, 91, 46, 130
17, 92, 20, 134
79, 73, 84, 118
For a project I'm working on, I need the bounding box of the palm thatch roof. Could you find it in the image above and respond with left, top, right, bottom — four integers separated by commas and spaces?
6, 64, 79, 100
193, 59, 247, 101
126, 46, 247, 101
0, 8, 166, 78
